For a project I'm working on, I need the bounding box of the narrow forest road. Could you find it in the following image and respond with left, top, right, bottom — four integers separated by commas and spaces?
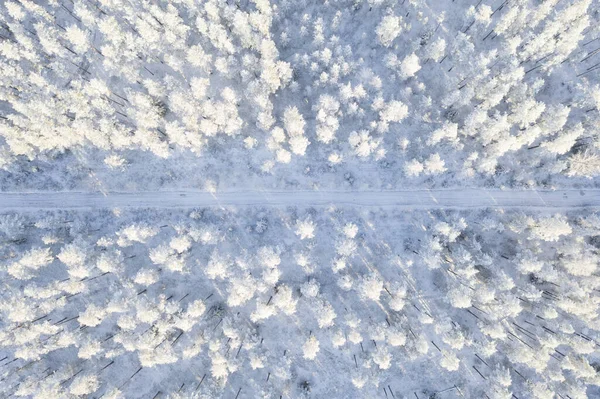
0, 189, 598, 210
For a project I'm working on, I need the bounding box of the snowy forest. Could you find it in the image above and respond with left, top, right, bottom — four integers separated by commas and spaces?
0, 0, 600, 398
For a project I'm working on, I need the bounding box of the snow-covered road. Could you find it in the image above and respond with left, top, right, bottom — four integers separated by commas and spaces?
0, 189, 598, 210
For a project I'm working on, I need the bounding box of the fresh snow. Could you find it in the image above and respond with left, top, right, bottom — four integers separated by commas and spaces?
1, 0, 600, 398
0, 188, 598, 209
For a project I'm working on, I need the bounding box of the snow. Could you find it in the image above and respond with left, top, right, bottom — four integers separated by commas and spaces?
1, 0, 600, 397
0, 188, 598, 210
0, 205, 597, 398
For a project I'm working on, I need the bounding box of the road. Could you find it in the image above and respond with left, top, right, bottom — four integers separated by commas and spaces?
0, 189, 598, 210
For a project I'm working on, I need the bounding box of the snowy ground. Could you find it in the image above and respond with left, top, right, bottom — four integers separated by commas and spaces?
0, 188, 599, 210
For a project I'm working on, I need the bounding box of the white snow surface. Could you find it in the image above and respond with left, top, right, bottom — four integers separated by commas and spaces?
2, 0, 600, 397
0, 188, 598, 209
